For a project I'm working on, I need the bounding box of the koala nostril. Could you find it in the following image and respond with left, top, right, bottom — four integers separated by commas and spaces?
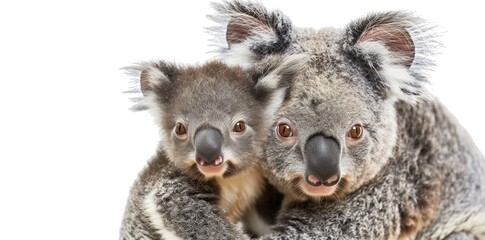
305, 171, 341, 187
307, 175, 321, 185
321, 175, 340, 187
196, 156, 223, 167
213, 156, 223, 166
196, 157, 208, 166
304, 174, 322, 187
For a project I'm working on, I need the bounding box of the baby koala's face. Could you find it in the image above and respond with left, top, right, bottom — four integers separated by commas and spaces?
137, 57, 305, 180
157, 63, 266, 179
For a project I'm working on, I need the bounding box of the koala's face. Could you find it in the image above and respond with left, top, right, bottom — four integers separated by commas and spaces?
166, 68, 269, 179
211, 2, 436, 200
146, 63, 264, 180
138, 58, 304, 180
264, 51, 398, 200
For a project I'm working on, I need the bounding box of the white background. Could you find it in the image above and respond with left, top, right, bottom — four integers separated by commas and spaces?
0, 1, 483, 239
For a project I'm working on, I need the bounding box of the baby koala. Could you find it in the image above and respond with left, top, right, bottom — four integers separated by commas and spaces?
120, 55, 305, 240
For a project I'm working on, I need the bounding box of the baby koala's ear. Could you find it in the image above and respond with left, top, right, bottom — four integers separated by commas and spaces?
139, 61, 179, 98
123, 60, 180, 112
250, 54, 308, 115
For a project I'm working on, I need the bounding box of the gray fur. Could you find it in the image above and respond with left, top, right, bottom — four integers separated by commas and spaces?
120, 57, 305, 239
120, 150, 245, 240
155, 1, 485, 239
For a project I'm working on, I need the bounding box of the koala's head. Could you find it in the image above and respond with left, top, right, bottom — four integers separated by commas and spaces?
136, 57, 304, 180
212, 2, 438, 200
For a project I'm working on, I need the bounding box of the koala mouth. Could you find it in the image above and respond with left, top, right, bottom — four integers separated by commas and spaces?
196, 158, 227, 177
299, 178, 338, 197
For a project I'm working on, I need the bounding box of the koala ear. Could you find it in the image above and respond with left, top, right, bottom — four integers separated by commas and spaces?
139, 61, 179, 96
123, 61, 179, 111
341, 11, 440, 103
209, 1, 295, 67
250, 54, 308, 115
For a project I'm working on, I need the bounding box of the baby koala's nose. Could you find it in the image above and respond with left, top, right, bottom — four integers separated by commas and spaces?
194, 127, 224, 166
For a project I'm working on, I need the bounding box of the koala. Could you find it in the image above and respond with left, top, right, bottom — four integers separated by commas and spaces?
119, 56, 306, 239
154, 1, 485, 239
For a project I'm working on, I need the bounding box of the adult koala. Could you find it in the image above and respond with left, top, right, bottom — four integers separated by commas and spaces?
154, 1, 485, 239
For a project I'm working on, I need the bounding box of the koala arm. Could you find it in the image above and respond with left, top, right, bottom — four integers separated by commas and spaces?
121, 174, 249, 240
120, 183, 165, 240
120, 198, 158, 240
152, 177, 251, 240
159, 177, 402, 240
120, 151, 249, 240
153, 175, 403, 240
258, 175, 405, 240
261, 200, 399, 240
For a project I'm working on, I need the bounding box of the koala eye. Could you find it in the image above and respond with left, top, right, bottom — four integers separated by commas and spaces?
174, 123, 187, 135
348, 124, 364, 139
275, 119, 297, 144
278, 123, 293, 138
233, 121, 246, 133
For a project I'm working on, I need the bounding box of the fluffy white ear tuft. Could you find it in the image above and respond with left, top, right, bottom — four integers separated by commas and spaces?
222, 42, 259, 68
208, 0, 295, 67
251, 54, 308, 116
357, 21, 415, 67
122, 61, 178, 129
139, 64, 170, 94
123, 61, 172, 95
122, 61, 175, 110
255, 54, 308, 91
225, 13, 278, 48
342, 11, 441, 103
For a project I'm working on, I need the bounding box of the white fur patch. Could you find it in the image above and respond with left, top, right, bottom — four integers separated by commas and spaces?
428, 207, 485, 239
223, 42, 258, 68
257, 71, 280, 90
143, 64, 167, 88
380, 63, 416, 101
143, 190, 183, 240
143, 93, 163, 129
259, 54, 309, 116
222, 150, 240, 165
265, 88, 286, 117
357, 41, 431, 104
455, 210, 485, 238
257, 54, 308, 90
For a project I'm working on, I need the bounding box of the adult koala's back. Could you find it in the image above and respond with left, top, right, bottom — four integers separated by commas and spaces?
210, 1, 485, 239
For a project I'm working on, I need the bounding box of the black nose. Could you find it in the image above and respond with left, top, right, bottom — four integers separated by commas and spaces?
194, 128, 224, 166
304, 135, 341, 187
